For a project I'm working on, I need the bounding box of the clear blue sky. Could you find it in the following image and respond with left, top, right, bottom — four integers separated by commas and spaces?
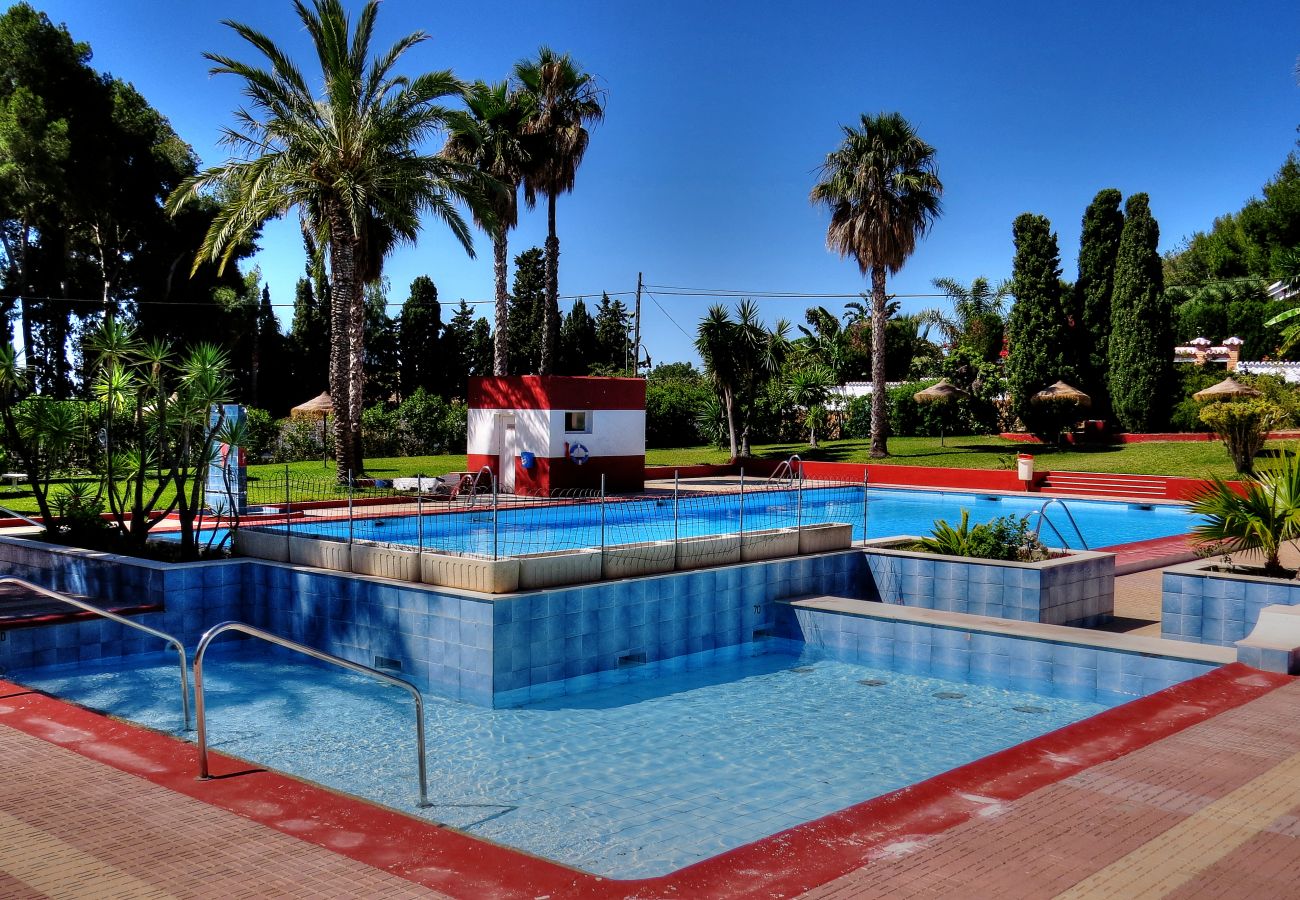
32, 0, 1300, 366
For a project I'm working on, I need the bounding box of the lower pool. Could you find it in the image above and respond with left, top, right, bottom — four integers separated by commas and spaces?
16, 640, 1115, 878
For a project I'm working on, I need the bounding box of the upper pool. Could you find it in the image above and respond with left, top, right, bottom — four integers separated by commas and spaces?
238, 485, 1193, 557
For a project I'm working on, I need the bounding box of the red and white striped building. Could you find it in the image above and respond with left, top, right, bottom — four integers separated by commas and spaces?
466, 375, 646, 495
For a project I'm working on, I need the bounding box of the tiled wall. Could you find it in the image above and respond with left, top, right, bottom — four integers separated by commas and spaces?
778, 604, 1215, 704
861, 547, 1114, 627
491, 551, 864, 706
1162, 562, 1300, 646
0, 536, 865, 708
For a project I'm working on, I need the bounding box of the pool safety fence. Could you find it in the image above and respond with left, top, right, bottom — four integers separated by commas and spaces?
229, 470, 867, 590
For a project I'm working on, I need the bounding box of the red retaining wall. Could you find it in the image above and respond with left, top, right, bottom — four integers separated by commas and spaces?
1002, 430, 1300, 444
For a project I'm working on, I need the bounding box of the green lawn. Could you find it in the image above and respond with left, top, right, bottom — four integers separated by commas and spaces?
0, 435, 1284, 517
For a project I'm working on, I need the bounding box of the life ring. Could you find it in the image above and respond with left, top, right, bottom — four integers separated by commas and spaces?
569, 442, 590, 465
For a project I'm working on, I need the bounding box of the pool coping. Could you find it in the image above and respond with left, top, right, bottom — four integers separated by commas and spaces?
0, 662, 1287, 899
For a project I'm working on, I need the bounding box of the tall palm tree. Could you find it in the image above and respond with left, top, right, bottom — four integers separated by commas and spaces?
811, 112, 943, 458
443, 81, 532, 376
167, 0, 483, 479
513, 47, 605, 374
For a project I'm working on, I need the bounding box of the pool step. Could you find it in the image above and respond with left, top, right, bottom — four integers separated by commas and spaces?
1039, 471, 1168, 499
0, 580, 163, 631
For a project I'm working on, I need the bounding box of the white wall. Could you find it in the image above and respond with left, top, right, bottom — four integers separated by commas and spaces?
468, 408, 646, 457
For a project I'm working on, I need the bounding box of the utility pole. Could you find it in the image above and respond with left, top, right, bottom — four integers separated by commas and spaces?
633, 271, 643, 377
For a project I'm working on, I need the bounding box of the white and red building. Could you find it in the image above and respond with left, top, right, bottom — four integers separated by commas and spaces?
466, 375, 646, 495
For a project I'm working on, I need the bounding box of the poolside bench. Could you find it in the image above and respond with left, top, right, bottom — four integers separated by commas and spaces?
1236, 605, 1300, 675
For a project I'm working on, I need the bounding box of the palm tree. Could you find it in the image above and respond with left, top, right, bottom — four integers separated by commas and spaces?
167, 0, 483, 479
514, 47, 605, 374
695, 300, 788, 460
1190, 451, 1300, 577
924, 276, 1010, 360
443, 81, 533, 376
811, 112, 943, 458
787, 365, 836, 448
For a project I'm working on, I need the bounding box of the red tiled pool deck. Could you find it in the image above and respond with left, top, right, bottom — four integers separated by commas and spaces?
2, 664, 1299, 899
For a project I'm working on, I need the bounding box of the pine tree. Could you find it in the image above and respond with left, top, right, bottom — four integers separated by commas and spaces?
593, 292, 631, 371
1074, 189, 1124, 411
470, 316, 494, 377
559, 297, 597, 374
253, 284, 289, 412
442, 300, 477, 399
363, 278, 399, 407
398, 275, 442, 397
507, 247, 545, 374
1005, 213, 1076, 434
287, 275, 330, 401
1108, 193, 1172, 432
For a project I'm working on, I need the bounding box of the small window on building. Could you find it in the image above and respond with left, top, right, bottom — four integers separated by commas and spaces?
564, 410, 591, 433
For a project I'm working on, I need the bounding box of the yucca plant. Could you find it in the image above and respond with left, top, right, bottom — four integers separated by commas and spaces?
1190, 450, 1300, 577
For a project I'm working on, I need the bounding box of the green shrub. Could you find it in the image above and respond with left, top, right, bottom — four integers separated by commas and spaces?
843, 395, 872, 439
1199, 398, 1285, 474
241, 407, 278, 460
915, 511, 1046, 561
274, 417, 331, 463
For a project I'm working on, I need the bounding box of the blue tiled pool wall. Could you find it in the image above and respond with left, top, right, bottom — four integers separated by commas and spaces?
776, 605, 1216, 704
490, 551, 865, 707
0, 537, 865, 706
861, 549, 1115, 627
1161, 567, 1300, 647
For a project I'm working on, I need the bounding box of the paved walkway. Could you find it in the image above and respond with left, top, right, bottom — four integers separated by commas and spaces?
801, 678, 1300, 899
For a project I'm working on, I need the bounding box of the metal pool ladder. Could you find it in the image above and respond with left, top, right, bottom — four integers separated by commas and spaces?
0, 576, 190, 730
767, 454, 803, 487
1029, 498, 1089, 550
193, 621, 431, 808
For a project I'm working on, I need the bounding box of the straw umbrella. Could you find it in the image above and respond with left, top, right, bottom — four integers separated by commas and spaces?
1030, 381, 1092, 408
1193, 377, 1262, 403
914, 380, 968, 447
291, 392, 333, 468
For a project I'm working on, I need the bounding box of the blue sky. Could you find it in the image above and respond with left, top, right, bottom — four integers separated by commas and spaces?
32, 0, 1300, 366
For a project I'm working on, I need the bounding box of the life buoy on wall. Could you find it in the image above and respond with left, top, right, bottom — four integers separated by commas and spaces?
569, 442, 590, 465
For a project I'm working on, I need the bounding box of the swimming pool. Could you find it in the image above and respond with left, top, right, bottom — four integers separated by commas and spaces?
223, 485, 1192, 557
16, 640, 1126, 878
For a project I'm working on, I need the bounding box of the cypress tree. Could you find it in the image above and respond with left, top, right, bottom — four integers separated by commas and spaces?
559, 297, 597, 374
289, 276, 330, 397
507, 248, 545, 374
593, 292, 632, 371
1108, 193, 1171, 432
1074, 189, 1124, 411
1005, 213, 1075, 434
398, 275, 443, 397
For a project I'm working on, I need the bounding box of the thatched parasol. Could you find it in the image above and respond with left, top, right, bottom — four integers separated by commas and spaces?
1030, 381, 1092, 408
1193, 377, 1262, 403
291, 392, 334, 419
913, 380, 968, 446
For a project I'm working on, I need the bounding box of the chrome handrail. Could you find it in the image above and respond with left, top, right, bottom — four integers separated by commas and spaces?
0, 576, 190, 729
465, 465, 495, 508
1030, 498, 1089, 551
766, 454, 803, 487
193, 621, 430, 808
0, 504, 42, 528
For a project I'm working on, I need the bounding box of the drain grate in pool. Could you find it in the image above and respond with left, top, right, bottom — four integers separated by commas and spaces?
790, 666, 816, 674
933, 691, 966, 700
1013, 705, 1049, 714
858, 678, 887, 687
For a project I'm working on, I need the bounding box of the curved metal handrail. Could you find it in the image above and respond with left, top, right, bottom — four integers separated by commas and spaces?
0, 576, 190, 729
193, 621, 430, 808
465, 465, 495, 508
766, 454, 803, 487
1030, 498, 1089, 550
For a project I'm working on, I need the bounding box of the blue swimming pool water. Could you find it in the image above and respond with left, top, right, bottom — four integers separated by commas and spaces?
16, 642, 1113, 878
221, 485, 1191, 556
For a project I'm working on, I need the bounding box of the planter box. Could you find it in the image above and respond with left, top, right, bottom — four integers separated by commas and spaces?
798, 522, 854, 555
675, 534, 741, 570
860, 537, 1115, 626
350, 540, 420, 582
1162, 558, 1300, 647
287, 535, 350, 572
517, 548, 602, 589
741, 527, 800, 562
232, 527, 290, 563
421, 552, 520, 594
603, 540, 675, 579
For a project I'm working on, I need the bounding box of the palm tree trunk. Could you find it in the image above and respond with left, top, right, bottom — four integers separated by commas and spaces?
493, 232, 509, 376
347, 273, 366, 476
539, 193, 559, 375
870, 266, 889, 458
325, 206, 355, 483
